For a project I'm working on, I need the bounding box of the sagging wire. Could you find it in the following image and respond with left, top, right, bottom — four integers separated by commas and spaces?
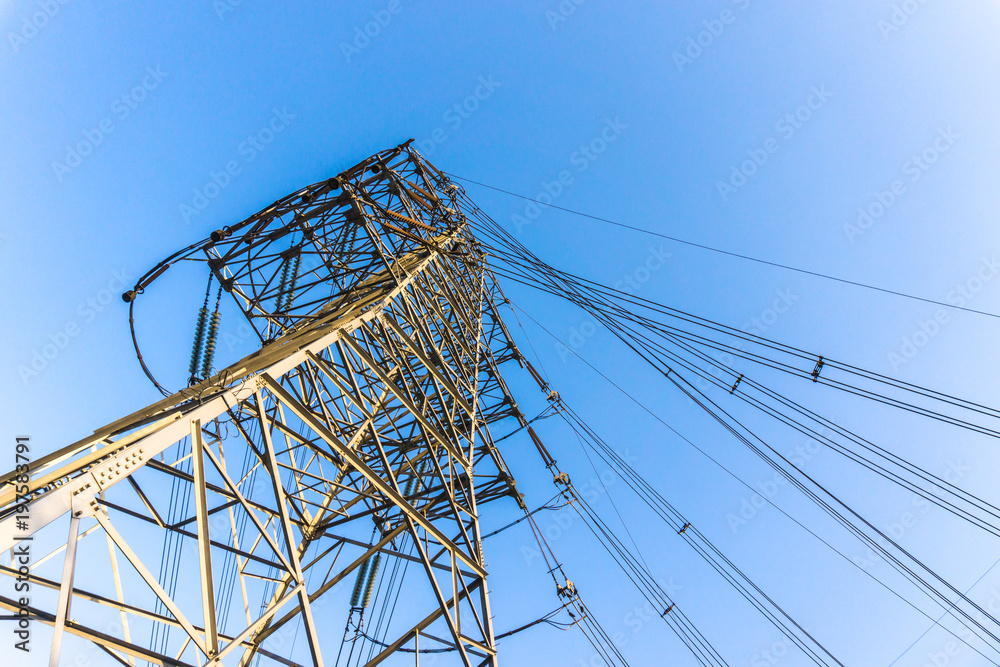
510, 302, 1000, 665
508, 367, 735, 665
453, 191, 1000, 653
353, 602, 579, 654
558, 472, 732, 667
481, 491, 568, 540
492, 404, 559, 444
458, 191, 1000, 441
446, 171, 1000, 322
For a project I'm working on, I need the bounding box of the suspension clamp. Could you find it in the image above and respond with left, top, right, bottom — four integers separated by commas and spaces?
557, 579, 578, 599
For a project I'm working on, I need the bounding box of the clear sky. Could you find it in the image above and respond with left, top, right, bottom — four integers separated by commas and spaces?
2, 1, 1000, 665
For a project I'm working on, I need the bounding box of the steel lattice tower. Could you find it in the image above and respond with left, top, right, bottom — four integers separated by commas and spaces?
0, 143, 538, 667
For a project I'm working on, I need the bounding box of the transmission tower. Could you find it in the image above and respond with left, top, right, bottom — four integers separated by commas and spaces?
0, 143, 553, 667
13, 136, 988, 667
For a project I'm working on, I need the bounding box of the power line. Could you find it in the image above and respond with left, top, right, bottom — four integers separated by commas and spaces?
448, 172, 1000, 321
508, 304, 1000, 664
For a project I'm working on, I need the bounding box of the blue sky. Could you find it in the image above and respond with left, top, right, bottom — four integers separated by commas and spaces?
3, 1, 1000, 665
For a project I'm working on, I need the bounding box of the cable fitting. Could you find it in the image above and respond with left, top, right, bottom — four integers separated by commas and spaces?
811, 356, 825, 382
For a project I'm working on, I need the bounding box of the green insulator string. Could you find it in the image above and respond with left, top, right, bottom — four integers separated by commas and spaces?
360, 553, 382, 609
274, 254, 292, 313
403, 457, 427, 497
350, 558, 371, 608
200, 285, 223, 380
350, 523, 378, 609
188, 275, 213, 384
350, 460, 427, 613
284, 253, 302, 312
403, 472, 418, 497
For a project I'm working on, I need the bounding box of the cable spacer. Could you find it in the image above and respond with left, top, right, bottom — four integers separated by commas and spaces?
811, 356, 825, 382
